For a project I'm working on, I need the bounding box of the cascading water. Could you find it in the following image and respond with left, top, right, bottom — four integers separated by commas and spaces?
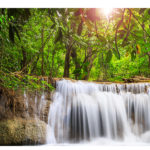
24, 90, 30, 118
22, 78, 50, 145
46, 79, 150, 145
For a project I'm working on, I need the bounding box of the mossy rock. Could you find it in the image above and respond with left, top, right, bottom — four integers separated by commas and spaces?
0, 117, 47, 145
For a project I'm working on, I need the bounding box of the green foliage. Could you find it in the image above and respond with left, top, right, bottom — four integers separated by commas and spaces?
1, 8, 150, 89
131, 50, 136, 61
106, 50, 112, 63
55, 27, 63, 43
0, 71, 54, 91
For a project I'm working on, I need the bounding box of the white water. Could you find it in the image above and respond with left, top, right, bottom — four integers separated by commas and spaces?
46, 79, 150, 145
23, 78, 49, 144
23, 78, 47, 120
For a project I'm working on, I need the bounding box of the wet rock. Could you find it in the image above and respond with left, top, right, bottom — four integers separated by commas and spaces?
123, 76, 150, 83
0, 87, 14, 120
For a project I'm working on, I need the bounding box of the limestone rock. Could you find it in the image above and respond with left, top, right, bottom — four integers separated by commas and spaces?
0, 117, 47, 145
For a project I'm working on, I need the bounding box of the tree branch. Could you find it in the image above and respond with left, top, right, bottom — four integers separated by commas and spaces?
128, 8, 150, 38
17, 33, 51, 74
115, 8, 125, 59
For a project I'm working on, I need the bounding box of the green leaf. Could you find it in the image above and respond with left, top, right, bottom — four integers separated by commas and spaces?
113, 49, 120, 59
13, 26, 21, 41
73, 68, 81, 75
84, 61, 90, 68
51, 23, 55, 29
106, 50, 112, 62
139, 8, 146, 14
131, 50, 136, 61
55, 27, 63, 43
0, 18, 2, 23
97, 35, 107, 44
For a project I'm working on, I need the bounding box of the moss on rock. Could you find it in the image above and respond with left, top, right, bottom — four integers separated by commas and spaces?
0, 117, 47, 145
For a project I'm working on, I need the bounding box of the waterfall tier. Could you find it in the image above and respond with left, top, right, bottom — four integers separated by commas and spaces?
47, 80, 150, 145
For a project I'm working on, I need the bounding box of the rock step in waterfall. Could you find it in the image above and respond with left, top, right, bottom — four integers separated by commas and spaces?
46, 79, 150, 144
4, 79, 149, 145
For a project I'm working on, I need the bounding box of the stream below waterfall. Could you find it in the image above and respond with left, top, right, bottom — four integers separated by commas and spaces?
45, 79, 150, 145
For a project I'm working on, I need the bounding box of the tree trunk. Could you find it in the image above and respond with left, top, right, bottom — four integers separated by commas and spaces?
64, 46, 71, 77
31, 55, 39, 74
63, 37, 73, 78
49, 48, 56, 81
21, 46, 27, 73
148, 54, 150, 69
20, 34, 51, 74
71, 48, 81, 79
41, 25, 44, 76
101, 52, 107, 81
82, 47, 94, 80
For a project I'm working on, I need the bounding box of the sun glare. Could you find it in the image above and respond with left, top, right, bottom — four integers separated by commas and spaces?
102, 8, 113, 18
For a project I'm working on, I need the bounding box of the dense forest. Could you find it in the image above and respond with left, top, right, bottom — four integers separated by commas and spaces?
0, 8, 150, 90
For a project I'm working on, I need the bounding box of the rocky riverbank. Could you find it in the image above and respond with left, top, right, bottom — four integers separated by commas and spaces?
0, 87, 52, 145
1, 76, 150, 145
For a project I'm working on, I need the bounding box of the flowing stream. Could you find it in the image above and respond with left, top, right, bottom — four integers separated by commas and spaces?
46, 79, 150, 145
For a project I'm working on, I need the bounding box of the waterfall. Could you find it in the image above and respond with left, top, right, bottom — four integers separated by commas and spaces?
24, 90, 30, 118
46, 79, 150, 145
23, 78, 50, 144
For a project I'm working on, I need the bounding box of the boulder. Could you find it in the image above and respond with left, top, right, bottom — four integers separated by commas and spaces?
0, 117, 47, 145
